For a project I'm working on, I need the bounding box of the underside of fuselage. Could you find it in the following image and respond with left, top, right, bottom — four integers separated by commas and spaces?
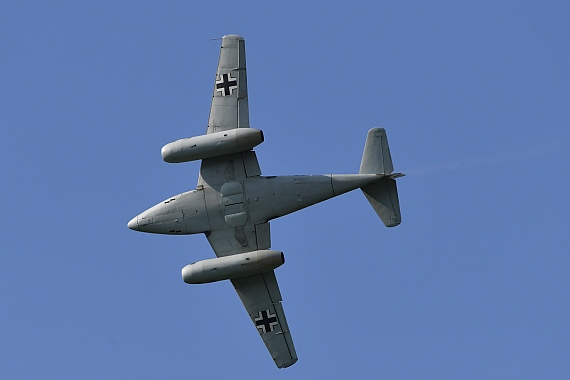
128, 174, 387, 235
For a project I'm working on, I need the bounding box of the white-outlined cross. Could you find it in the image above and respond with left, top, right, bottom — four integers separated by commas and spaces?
254, 309, 278, 333
215, 73, 238, 96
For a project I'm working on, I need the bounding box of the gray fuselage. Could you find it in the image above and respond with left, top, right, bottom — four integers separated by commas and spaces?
127, 174, 383, 235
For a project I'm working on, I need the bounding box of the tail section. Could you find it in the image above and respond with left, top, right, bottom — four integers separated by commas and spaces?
361, 179, 402, 227
360, 128, 394, 175
359, 128, 403, 227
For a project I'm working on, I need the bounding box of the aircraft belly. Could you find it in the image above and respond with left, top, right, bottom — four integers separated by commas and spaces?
244, 176, 336, 221
221, 181, 249, 228
242, 177, 272, 223
224, 207, 248, 227
203, 183, 260, 256
179, 189, 210, 234
203, 185, 225, 232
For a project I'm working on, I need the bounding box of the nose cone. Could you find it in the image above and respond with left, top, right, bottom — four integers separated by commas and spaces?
127, 216, 139, 231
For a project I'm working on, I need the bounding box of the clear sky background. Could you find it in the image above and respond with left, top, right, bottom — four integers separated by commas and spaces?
1, 1, 569, 379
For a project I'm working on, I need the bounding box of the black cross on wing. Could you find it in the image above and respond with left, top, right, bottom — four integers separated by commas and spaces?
215, 73, 238, 96
254, 309, 278, 334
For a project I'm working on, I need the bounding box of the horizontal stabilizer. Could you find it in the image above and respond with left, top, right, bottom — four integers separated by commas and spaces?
361, 178, 401, 227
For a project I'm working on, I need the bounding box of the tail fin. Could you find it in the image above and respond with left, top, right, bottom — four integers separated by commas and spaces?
360, 128, 394, 175
359, 128, 403, 227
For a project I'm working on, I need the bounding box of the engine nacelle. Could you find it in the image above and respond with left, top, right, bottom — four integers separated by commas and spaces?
182, 250, 284, 284
161, 128, 264, 163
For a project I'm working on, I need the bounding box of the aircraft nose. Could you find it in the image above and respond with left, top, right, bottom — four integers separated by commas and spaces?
127, 216, 139, 231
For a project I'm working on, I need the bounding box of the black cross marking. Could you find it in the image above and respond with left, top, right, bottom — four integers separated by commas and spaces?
215, 73, 238, 96
254, 309, 278, 334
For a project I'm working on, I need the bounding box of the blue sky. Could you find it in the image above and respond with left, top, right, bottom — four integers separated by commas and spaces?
1, 1, 569, 378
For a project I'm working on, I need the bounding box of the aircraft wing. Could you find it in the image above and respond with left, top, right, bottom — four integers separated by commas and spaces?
230, 270, 298, 368
207, 34, 249, 134
201, 160, 298, 368
206, 222, 298, 368
199, 35, 297, 368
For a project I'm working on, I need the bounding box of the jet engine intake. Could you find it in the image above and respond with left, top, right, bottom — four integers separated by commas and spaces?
161, 128, 264, 163
182, 250, 284, 284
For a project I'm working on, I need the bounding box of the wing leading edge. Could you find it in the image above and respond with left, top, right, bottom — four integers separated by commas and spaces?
201, 35, 297, 368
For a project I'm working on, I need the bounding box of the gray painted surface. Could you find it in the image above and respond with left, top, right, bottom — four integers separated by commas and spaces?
128, 35, 403, 368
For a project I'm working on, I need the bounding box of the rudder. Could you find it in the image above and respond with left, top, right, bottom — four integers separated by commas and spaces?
359, 128, 403, 227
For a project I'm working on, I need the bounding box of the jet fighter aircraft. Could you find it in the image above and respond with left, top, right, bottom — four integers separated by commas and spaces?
128, 34, 403, 368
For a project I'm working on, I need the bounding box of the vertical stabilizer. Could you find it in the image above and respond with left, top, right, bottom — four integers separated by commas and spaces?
361, 179, 401, 227
359, 128, 402, 227
360, 128, 393, 175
